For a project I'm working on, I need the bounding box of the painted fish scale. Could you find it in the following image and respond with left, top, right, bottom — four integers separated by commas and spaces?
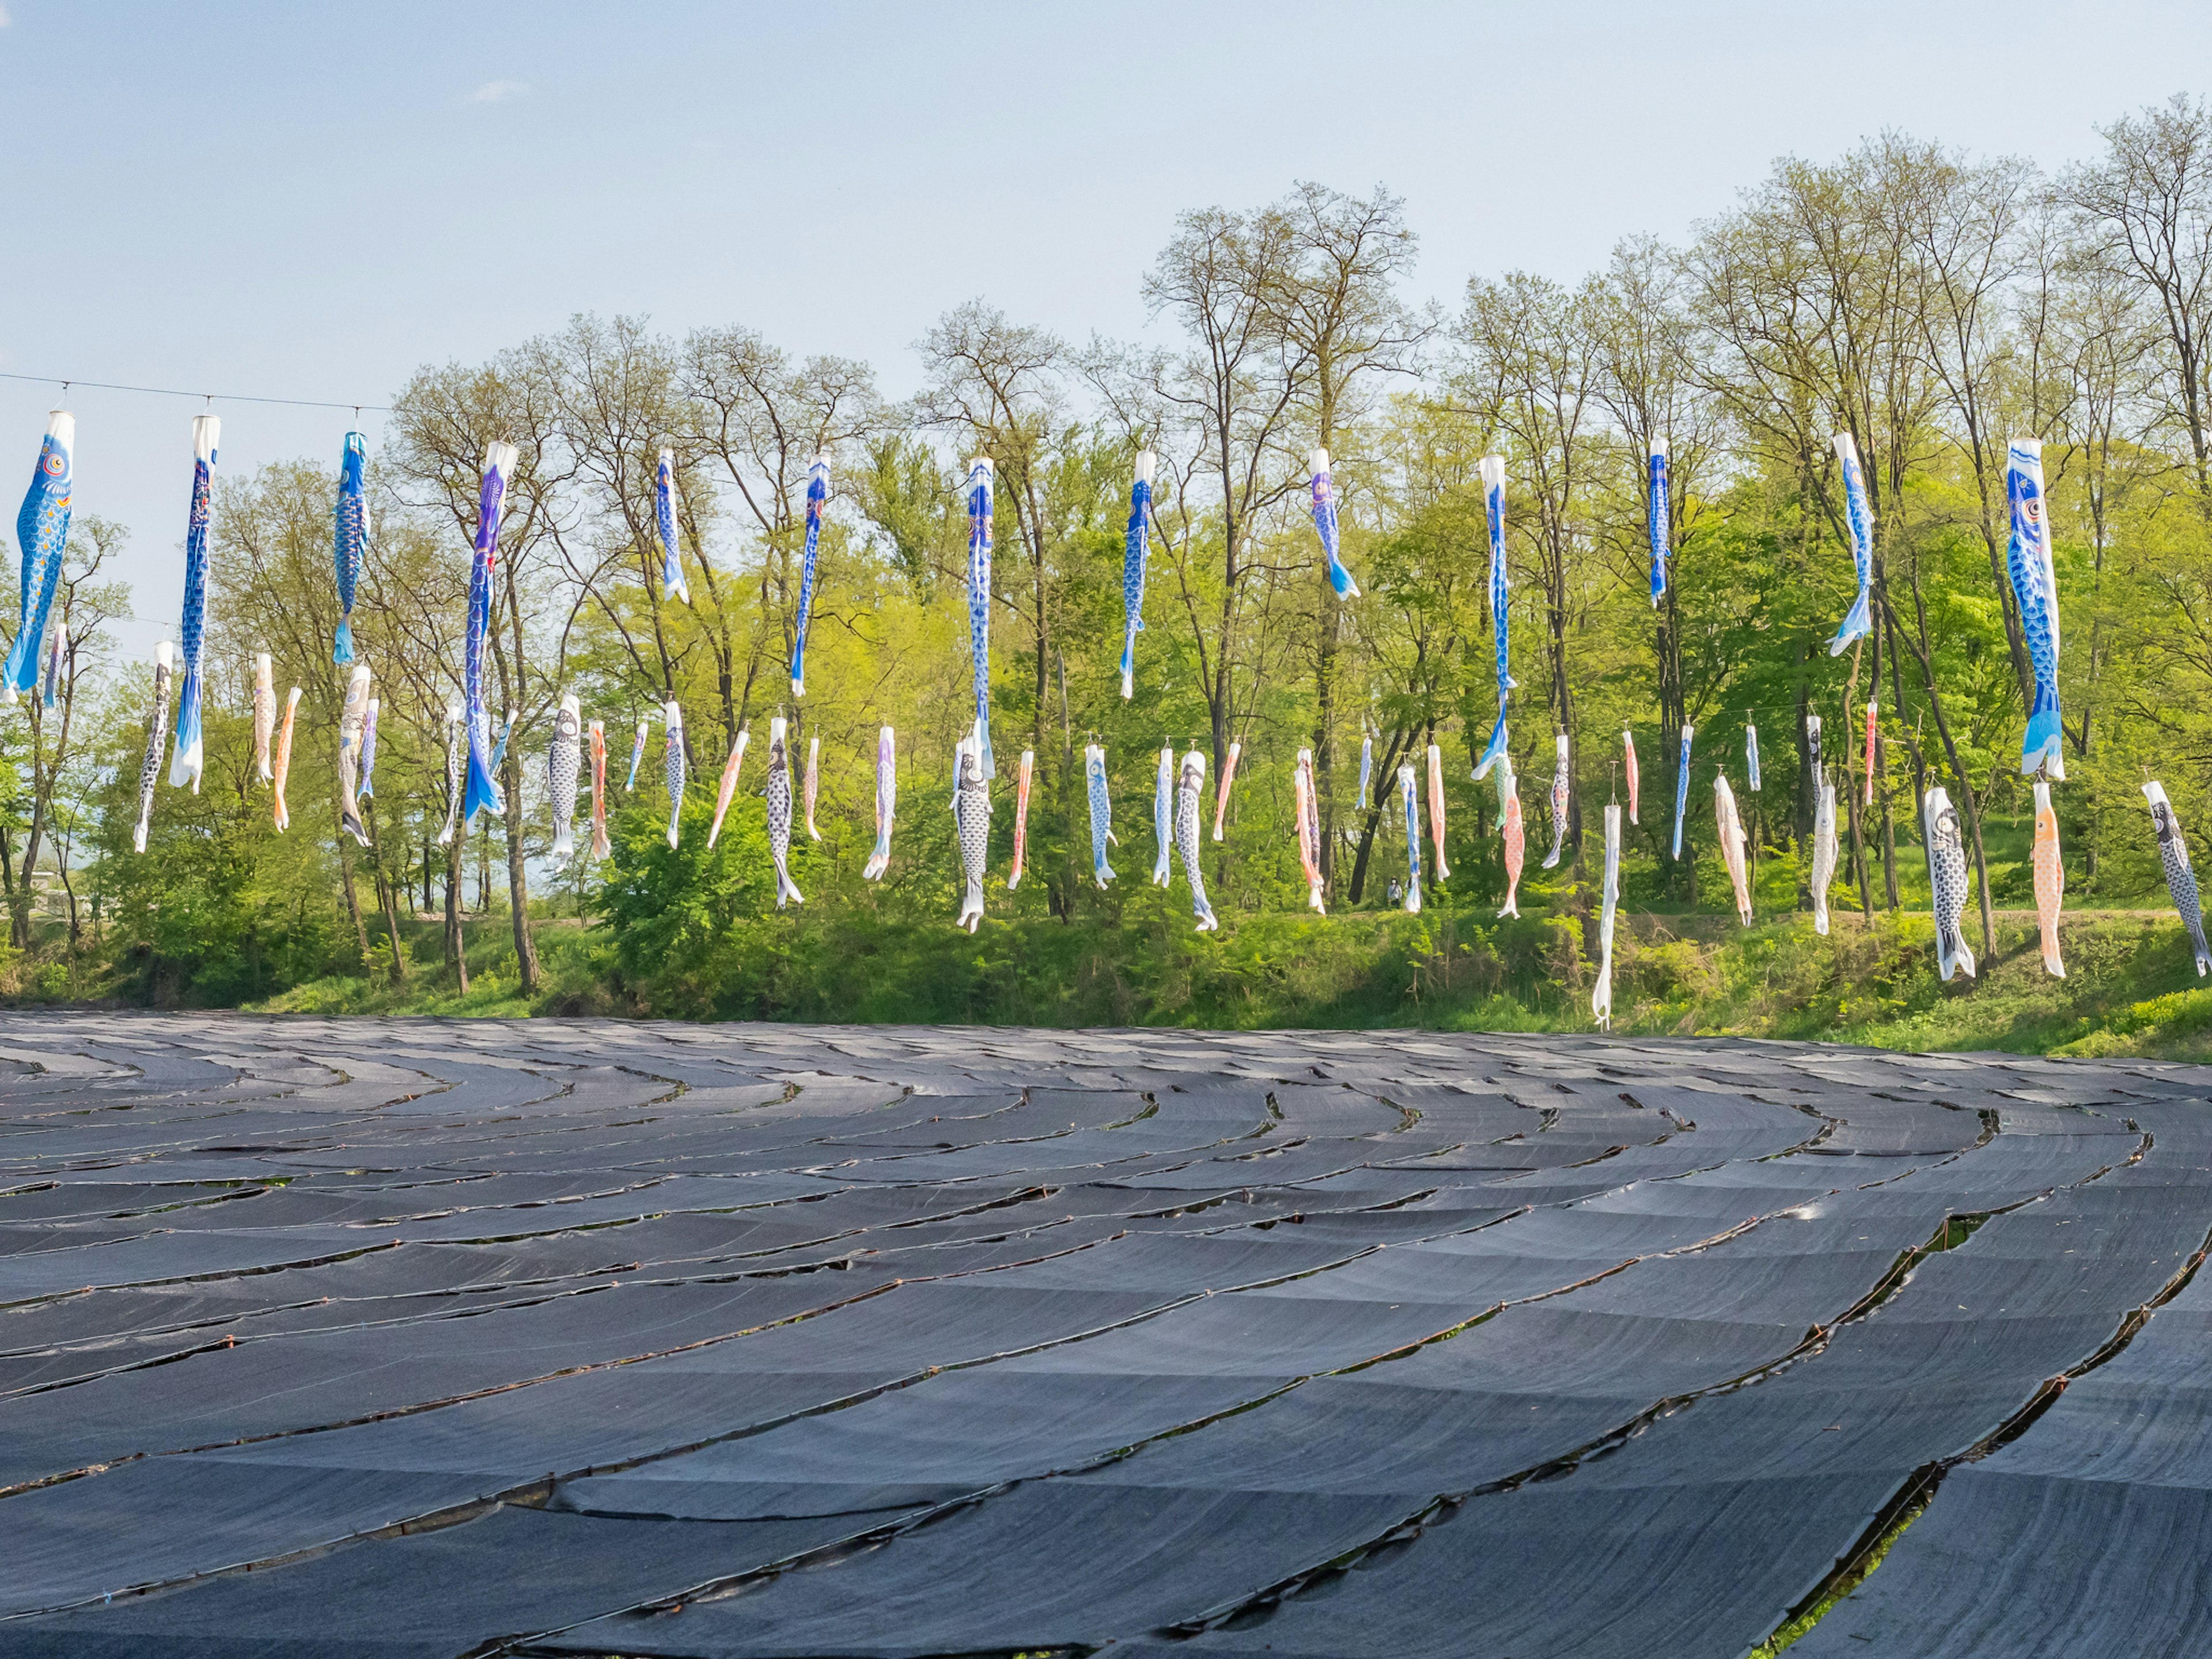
1175, 751, 1217, 931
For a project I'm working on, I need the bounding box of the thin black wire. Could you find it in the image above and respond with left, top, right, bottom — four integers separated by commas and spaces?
0, 370, 387, 414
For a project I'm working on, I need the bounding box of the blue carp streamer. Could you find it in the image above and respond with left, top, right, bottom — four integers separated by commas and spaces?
1829, 431, 1874, 656
655, 449, 690, 607
1647, 438, 1669, 606
966, 457, 995, 777
359, 696, 381, 801
1399, 763, 1423, 914
462, 442, 518, 826
7, 411, 72, 704
1745, 724, 1762, 791
1085, 742, 1116, 888
1474, 454, 1516, 778
1672, 724, 1694, 859
2006, 437, 2065, 780
334, 430, 367, 663
1310, 448, 1359, 600
1120, 451, 1154, 699
1152, 744, 1173, 885
791, 454, 828, 696
171, 415, 219, 792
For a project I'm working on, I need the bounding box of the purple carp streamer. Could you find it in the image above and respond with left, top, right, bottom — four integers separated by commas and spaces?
272, 686, 301, 834
2006, 437, 2065, 779
6, 410, 71, 705
435, 702, 465, 847
132, 642, 173, 854
953, 732, 989, 932
359, 697, 381, 803
334, 430, 366, 664
1830, 431, 1874, 656
663, 701, 687, 851
791, 456, 828, 696
1540, 732, 1570, 871
1672, 724, 1694, 859
1310, 447, 1359, 600
1399, 763, 1423, 914
337, 665, 372, 847
1152, 745, 1174, 887
548, 694, 581, 865
1175, 749, 1217, 932
1474, 455, 1514, 778
1594, 801, 1621, 1029
626, 718, 648, 792
965, 457, 995, 777
765, 717, 802, 907
1120, 452, 1154, 699
2144, 781, 2212, 977
656, 449, 691, 607
171, 414, 219, 793
1646, 437, 1669, 606
41, 617, 65, 711
863, 726, 896, 882
461, 443, 517, 827
706, 729, 751, 850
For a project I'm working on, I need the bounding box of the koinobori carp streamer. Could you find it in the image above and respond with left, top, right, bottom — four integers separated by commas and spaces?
655, 449, 690, 607
587, 720, 611, 862
953, 732, 989, 932
1426, 741, 1450, 880
706, 728, 749, 850
1212, 740, 1240, 842
1310, 447, 1359, 600
765, 716, 801, 908
1294, 748, 1324, 913
1120, 452, 1153, 700
1175, 749, 1217, 932
272, 686, 301, 834
965, 457, 995, 778
337, 666, 372, 847
1830, 430, 1874, 657
2005, 437, 2065, 780
1007, 749, 1033, 889
1923, 785, 1978, 983
1646, 437, 1669, 607
662, 701, 686, 851
1399, 763, 1423, 914
2032, 777, 2065, 978
863, 726, 896, 881
1474, 454, 1514, 779
1085, 743, 1117, 889
2144, 781, 2211, 978
132, 642, 172, 854
5, 410, 71, 705
1152, 744, 1174, 887
171, 414, 218, 793
461, 443, 517, 827
791, 455, 827, 696
252, 653, 275, 782
1594, 801, 1621, 1029
334, 430, 366, 664
548, 694, 581, 864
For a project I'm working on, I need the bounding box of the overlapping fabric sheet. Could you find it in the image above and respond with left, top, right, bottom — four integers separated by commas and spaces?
0, 1017, 2201, 1659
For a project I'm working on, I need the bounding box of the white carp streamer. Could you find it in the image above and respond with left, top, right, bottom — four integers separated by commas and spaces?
863, 726, 896, 881
1594, 801, 1620, 1029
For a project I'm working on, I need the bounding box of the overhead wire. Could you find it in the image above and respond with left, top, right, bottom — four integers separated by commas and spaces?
0, 370, 387, 414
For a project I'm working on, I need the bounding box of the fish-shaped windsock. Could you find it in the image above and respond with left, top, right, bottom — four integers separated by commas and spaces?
706, 729, 749, 850
1426, 742, 1450, 880
1810, 777, 1838, 937
1830, 431, 1874, 656
588, 721, 611, 861
2144, 782, 2211, 977
171, 414, 219, 793
1085, 743, 1117, 889
1294, 748, 1325, 913
334, 430, 367, 664
863, 726, 896, 881
1923, 785, 1977, 982
1623, 728, 1640, 825
1672, 725, 1694, 858
1152, 745, 1174, 886
1007, 749, 1033, 889
656, 449, 691, 607
1310, 448, 1359, 600
1357, 729, 1373, 810
548, 694, 581, 864
1120, 452, 1154, 699
1474, 455, 1514, 778
272, 686, 301, 834
2033, 777, 2065, 978
1594, 801, 1621, 1029
1864, 700, 1878, 808
132, 642, 173, 854
664, 701, 687, 852
1499, 759, 1524, 919
804, 734, 821, 841
791, 455, 828, 695
1213, 740, 1241, 842
490, 707, 516, 773
435, 701, 465, 846
1714, 771, 1751, 925
965, 457, 995, 778
1541, 733, 1570, 870
1175, 750, 1217, 932
6, 411, 72, 705
337, 666, 372, 847
627, 719, 648, 791
1808, 712, 1825, 777
1745, 725, 1762, 791
251, 654, 275, 781
2006, 437, 2065, 780
462, 443, 517, 826
1399, 763, 1423, 914
953, 734, 990, 932
41, 617, 65, 711
765, 715, 801, 907
359, 697, 381, 803
1647, 438, 1670, 607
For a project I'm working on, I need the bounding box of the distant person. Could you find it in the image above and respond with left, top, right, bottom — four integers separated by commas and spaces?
1387, 878, 1403, 906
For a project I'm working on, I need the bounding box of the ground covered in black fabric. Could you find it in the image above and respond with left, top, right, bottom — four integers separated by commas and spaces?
0, 1016, 2204, 1657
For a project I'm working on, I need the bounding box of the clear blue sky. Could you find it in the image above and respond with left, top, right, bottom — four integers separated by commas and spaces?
4, 0, 2209, 659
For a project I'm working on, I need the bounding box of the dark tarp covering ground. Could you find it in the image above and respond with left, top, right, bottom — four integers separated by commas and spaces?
0, 1016, 2202, 1657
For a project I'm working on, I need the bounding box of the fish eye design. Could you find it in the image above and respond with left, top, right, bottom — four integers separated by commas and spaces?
41, 452, 64, 477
